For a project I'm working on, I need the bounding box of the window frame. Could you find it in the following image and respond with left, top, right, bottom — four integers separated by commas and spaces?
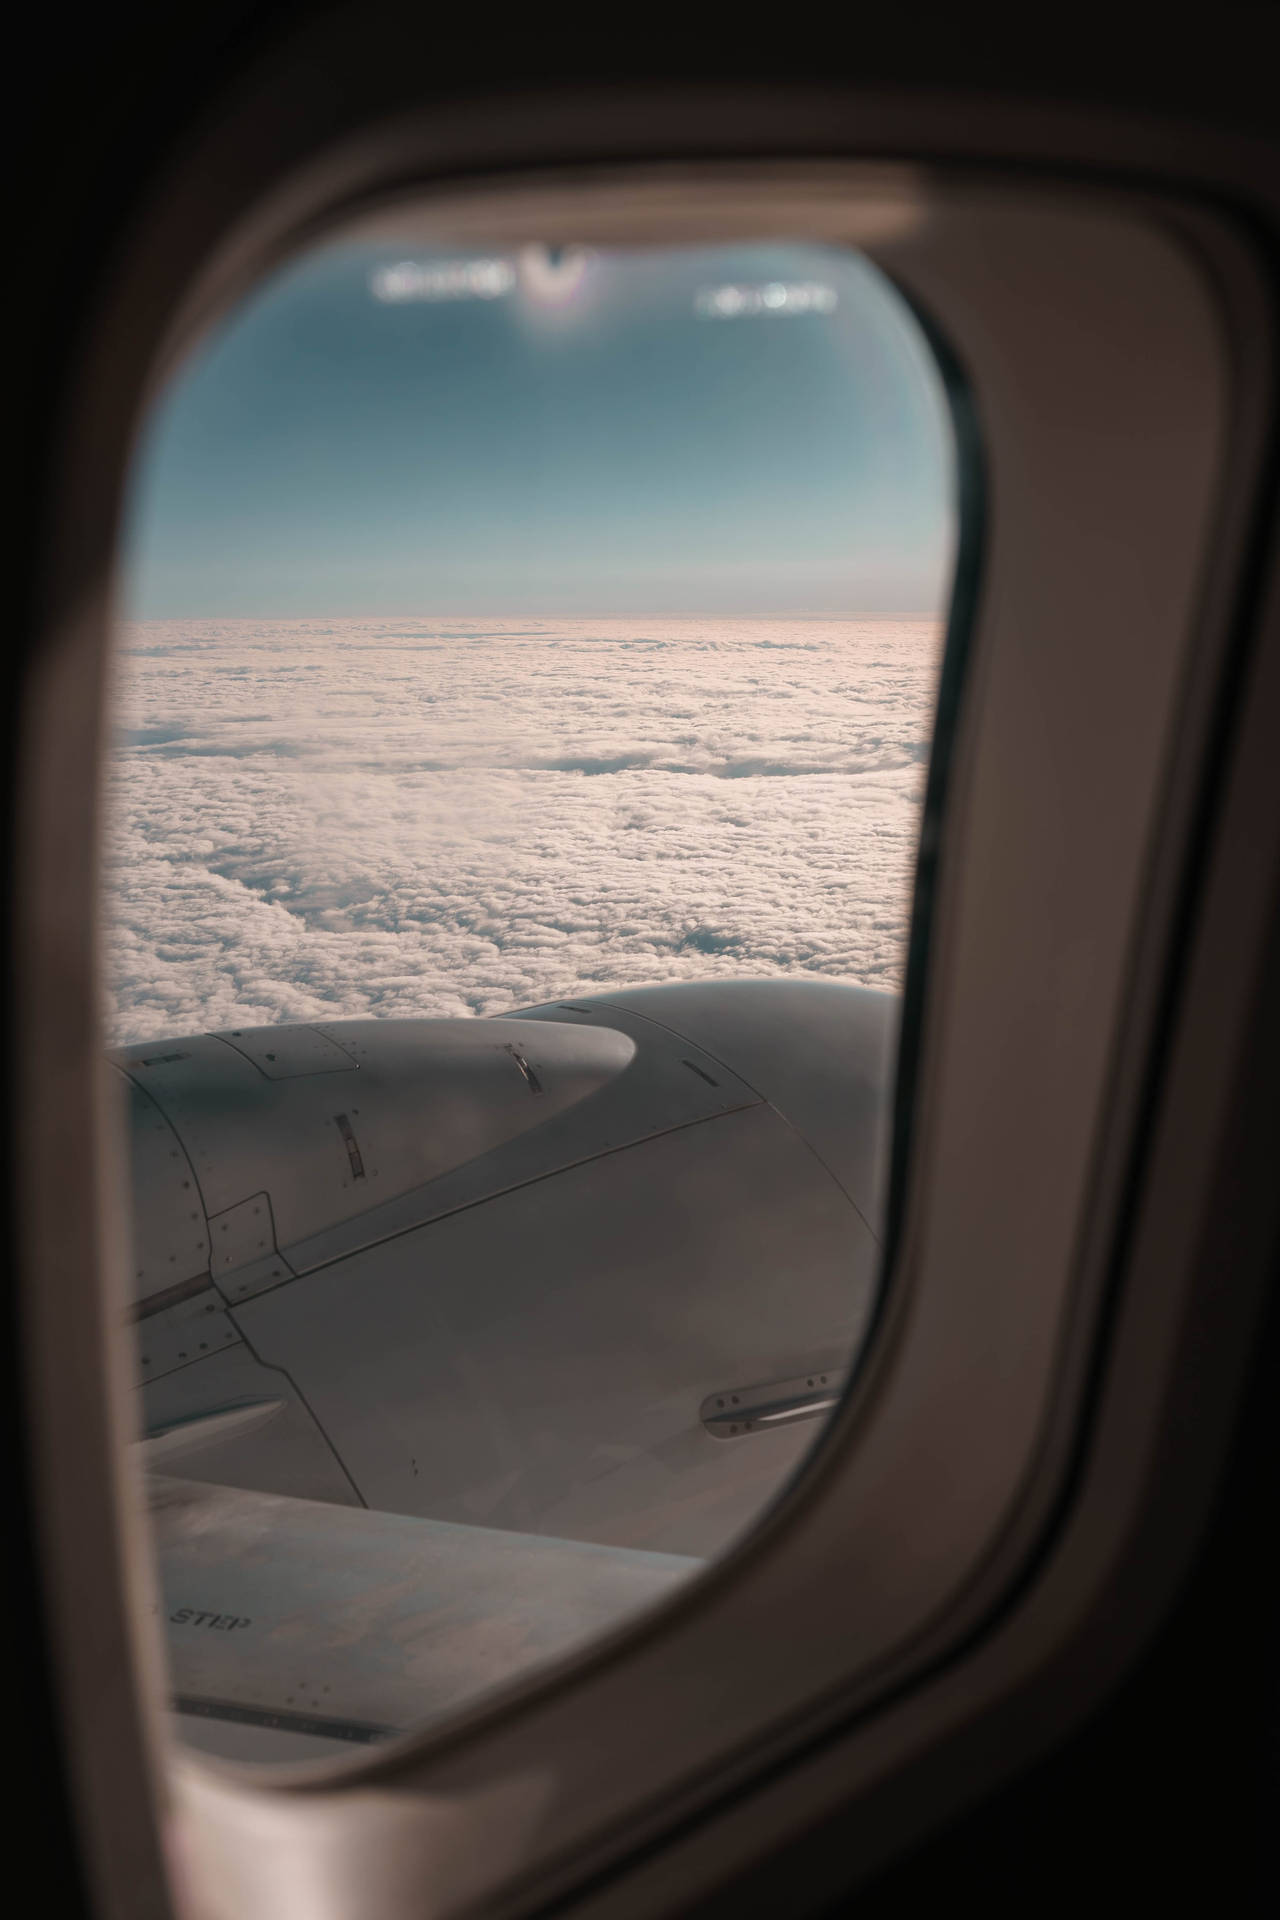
15, 80, 1280, 1920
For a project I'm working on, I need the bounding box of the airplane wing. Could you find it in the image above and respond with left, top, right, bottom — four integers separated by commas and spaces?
149, 1471, 698, 1748
117, 979, 896, 1757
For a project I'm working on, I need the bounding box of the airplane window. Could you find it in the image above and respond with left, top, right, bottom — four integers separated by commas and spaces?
105, 228, 957, 1765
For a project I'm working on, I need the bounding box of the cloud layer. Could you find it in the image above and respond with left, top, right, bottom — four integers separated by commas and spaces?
103, 618, 942, 1045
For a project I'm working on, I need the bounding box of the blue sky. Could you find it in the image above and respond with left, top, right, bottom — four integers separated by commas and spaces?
123, 240, 955, 618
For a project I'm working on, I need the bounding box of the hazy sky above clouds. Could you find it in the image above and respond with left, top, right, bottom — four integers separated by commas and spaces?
123, 241, 954, 619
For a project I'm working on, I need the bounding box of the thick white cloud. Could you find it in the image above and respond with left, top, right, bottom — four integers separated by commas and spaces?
103, 618, 942, 1046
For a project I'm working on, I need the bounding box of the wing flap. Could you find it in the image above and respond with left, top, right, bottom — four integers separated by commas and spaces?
150, 1475, 698, 1749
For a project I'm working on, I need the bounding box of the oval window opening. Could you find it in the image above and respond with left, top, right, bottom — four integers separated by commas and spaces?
105, 218, 959, 1766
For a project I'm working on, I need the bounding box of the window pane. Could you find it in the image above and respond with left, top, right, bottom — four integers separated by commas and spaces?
107, 229, 956, 1765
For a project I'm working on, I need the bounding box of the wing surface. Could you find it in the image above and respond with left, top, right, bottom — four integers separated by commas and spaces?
150, 1474, 698, 1748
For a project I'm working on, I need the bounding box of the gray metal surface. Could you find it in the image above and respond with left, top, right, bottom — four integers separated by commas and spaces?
111, 1019, 639, 1262
280, 1006, 757, 1277
111, 1067, 211, 1301
135, 1288, 241, 1383
235, 1102, 874, 1558
533, 982, 900, 1234
207, 1192, 296, 1302
117, 981, 889, 1758
140, 1346, 361, 1506
139, 1399, 288, 1465
118, 987, 886, 1564
151, 1475, 698, 1754
216, 1025, 360, 1078
700, 1367, 848, 1439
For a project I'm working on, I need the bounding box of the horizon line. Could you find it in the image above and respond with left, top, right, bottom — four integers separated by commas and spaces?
120, 607, 946, 624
